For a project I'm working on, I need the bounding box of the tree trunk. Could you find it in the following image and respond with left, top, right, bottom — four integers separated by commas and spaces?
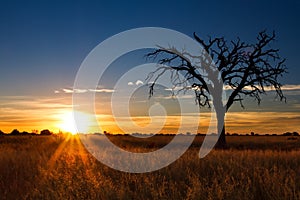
215, 112, 227, 149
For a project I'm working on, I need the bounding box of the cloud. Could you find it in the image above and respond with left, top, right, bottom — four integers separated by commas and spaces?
224, 84, 300, 91
159, 94, 195, 100
89, 89, 115, 93
135, 80, 144, 85
165, 86, 184, 91
161, 84, 300, 93
0, 93, 299, 134
282, 84, 300, 90
62, 88, 74, 93
224, 111, 300, 134
62, 88, 87, 94
0, 95, 73, 132
56, 87, 114, 94
93, 111, 300, 134
127, 80, 144, 86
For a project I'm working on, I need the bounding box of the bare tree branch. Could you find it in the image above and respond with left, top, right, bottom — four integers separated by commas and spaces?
145, 30, 286, 148
146, 30, 287, 113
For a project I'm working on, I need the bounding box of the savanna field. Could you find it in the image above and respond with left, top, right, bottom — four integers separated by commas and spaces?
0, 135, 300, 200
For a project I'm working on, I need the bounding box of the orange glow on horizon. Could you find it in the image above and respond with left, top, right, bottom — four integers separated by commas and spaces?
0, 94, 298, 135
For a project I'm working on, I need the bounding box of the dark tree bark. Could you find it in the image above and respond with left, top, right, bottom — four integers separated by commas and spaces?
216, 117, 227, 149
214, 95, 227, 149
146, 30, 287, 149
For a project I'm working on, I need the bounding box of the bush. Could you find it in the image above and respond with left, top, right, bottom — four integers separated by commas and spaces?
10, 129, 20, 135
40, 129, 52, 135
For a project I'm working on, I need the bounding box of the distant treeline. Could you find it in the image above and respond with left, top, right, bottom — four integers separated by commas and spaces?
0, 129, 299, 136
100, 131, 300, 137
0, 129, 53, 136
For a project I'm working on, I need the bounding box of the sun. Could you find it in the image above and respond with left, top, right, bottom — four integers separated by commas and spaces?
57, 111, 92, 134
58, 111, 77, 134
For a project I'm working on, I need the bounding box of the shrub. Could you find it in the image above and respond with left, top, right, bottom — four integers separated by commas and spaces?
40, 129, 52, 135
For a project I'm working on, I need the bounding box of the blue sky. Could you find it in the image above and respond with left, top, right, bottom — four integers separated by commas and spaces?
0, 0, 299, 133
0, 0, 299, 95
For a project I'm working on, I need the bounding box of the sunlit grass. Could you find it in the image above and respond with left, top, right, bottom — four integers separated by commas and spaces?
0, 135, 299, 199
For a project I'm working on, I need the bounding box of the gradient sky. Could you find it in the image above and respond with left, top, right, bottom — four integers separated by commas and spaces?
0, 0, 299, 134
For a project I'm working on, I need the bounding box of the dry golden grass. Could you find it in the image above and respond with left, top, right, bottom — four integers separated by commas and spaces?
0, 135, 300, 200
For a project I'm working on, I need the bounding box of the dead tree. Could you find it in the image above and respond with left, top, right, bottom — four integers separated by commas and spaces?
146, 30, 286, 148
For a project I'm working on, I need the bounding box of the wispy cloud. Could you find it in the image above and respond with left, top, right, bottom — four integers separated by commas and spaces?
282, 84, 300, 90
135, 80, 144, 85
158, 94, 195, 100
162, 84, 300, 92
127, 80, 144, 86
0, 95, 73, 132
93, 111, 300, 134
1, 83, 299, 134
88, 89, 115, 93
62, 88, 87, 93
164, 86, 184, 91
224, 84, 300, 91
225, 111, 300, 134
55, 87, 114, 94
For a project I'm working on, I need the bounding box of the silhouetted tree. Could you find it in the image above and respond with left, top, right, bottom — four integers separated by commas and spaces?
0, 130, 4, 135
283, 132, 292, 136
21, 131, 29, 135
293, 132, 299, 136
40, 129, 52, 135
10, 129, 20, 135
146, 31, 286, 148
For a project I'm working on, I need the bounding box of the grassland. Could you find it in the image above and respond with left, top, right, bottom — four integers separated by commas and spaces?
0, 135, 300, 200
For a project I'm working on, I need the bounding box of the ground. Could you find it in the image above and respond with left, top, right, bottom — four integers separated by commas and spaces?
0, 135, 299, 200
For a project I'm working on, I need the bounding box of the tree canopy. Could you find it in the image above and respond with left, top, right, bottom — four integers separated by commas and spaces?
146, 30, 286, 148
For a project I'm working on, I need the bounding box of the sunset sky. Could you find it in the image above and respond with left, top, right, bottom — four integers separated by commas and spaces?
0, 0, 299, 134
